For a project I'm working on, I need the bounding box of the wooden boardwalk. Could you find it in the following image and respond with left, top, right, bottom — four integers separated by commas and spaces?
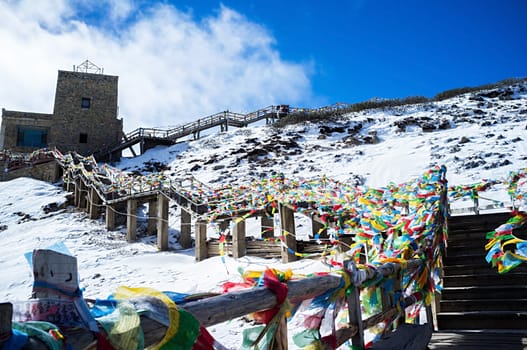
429, 331, 527, 349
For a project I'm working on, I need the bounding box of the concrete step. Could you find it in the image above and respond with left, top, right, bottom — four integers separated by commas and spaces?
443, 273, 527, 287
437, 311, 527, 330
440, 298, 527, 312
441, 286, 527, 300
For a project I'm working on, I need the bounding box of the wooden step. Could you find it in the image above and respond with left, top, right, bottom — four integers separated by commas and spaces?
441, 286, 527, 300
440, 299, 527, 312
448, 213, 512, 229
429, 331, 527, 350
443, 264, 527, 276
437, 311, 527, 330
444, 254, 489, 266
443, 273, 527, 287
445, 245, 487, 256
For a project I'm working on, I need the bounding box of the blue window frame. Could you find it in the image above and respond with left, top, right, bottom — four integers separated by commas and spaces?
16, 127, 48, 148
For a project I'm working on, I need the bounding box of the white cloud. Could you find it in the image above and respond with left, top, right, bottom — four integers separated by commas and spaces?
0, 1, 313, 131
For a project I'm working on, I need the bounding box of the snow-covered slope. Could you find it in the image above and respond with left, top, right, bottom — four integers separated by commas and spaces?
121, 82, 527, 189
1, 81, 526, 348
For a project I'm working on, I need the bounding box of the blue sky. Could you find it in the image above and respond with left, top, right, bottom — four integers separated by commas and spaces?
180, 0, 527, 103
1, 0, 526, 130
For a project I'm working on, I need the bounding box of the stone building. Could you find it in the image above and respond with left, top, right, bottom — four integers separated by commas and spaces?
0, 62, 123, 160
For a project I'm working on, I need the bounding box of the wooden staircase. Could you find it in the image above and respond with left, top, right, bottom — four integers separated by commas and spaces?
437, 212, 527, 330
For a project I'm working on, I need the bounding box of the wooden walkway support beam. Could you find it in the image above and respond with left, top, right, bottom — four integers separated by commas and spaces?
157, 194, 169, 251
232, 218, 246, 258
261, 214, 274, 238
74, 178, 81, 207
106, 204, 116, 231
147, 199, 157, 235
78, 180, 87, 209
127, 199, 137, 242
279, 204, 297, 263
195, 220, 207, 261
312, 217, 327, 238
180, 208, 192, 249
88, 187, 101, 219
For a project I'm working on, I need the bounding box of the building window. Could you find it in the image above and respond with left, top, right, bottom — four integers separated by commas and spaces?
81, 97, 91, 109
79, 133, 88, 143
16, 127, 48, 148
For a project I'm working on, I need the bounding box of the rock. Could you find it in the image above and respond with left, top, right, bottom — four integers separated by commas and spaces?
459, 136, 470, 144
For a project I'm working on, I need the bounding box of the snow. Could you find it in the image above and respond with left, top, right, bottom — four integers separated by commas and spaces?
1, 82, 527, 348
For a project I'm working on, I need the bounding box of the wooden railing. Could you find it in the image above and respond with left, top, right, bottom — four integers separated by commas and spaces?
1, 250, 434, 349
119, 105, 283, 149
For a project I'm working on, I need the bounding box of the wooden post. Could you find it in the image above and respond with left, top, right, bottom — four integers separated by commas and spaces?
219, 219, 230, 233
345, 261, 365, 348
157, 194, 169, 251
279, 204, 297, 263
147, 199, 157, 235
88, 187, 101, 219
429, 293, 440, 331
0, 302, 12, 343
106, 204, 116, 230
261, 214, 274, 238
195, 220, 208, 261
312, 217, 327, 239
66, 173, 74, 192
127, 199, 137, 242
78, 180, 87, 210
472, 189, 479, 215
394, 270, 405, 327
273, 315, 288, 350
232, 218, 246, 258
180, 208, 192, 249
74, 178, 81, 207
380, 279, 393, 334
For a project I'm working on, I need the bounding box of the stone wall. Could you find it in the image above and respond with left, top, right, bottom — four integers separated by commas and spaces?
0, 70, 123, 159
49, 71, 123, 156
0, 160, 61, 182
0, 110, 52, 152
